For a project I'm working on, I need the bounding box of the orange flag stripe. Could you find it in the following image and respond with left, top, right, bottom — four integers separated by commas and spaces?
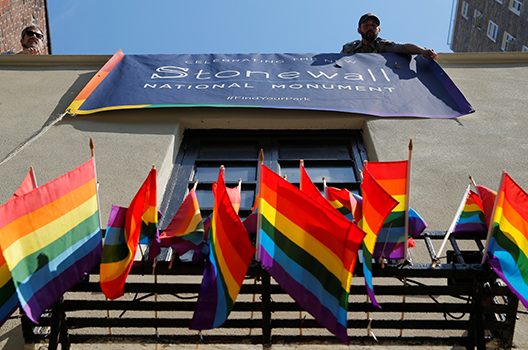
502, 196, 528, 241
374, 178, 407, 195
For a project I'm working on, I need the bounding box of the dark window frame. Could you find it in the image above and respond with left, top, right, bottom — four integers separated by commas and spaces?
160, 129, 368, 229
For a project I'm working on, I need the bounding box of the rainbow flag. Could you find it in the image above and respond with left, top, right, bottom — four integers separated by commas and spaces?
0, 170, 38, 326
372, 208, 427, 259
359, 167, 398, 307
476, 185, 497, 227
192, 181, 242, 264
139, 169, 159, 260
100, 168, 157, 300
190, 167, 255, 329
258, 164, 365, 344
0, 159, 102, 323
485, 173, 528, 308
366, 160, 413, 260
300, 162, 342, 215
160, 188, 204, 255
324, 186, 362, 223
452, 187, 488, 234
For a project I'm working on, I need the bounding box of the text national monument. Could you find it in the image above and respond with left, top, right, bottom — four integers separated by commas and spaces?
67, 50, 474, 118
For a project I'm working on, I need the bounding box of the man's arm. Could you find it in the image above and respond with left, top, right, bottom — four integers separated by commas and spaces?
403, 43, 438, 61
15, 47, 41, 55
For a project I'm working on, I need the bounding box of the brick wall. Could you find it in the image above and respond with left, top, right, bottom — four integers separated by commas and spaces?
0, 0, 50, 54
451, 0, 528, 52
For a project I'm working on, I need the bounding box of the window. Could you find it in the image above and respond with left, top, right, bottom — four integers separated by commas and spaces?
160, 130, 367, 225
461, 1, 469, 18
509, 0, 522, 14
473, 10, 484, 28
502, 32, 517, 51
523, 45, 528, 51
488, 21, 499, 41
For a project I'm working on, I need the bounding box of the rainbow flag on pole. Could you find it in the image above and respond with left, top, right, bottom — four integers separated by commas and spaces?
0, 159, 102, 323
100, 167, 157, 300
358, 166, 398, 307
0, 170, 38, 327
366, 160, 412, 260
484, 172, 528, 308
160, 188, 204, 255
258, 164, 365, 344
452, 187, 488, 234
190, 167, 255, 329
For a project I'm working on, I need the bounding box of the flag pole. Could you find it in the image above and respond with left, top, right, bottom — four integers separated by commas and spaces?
400, 140, 413, 337
29, 166, 38, 188
90, 137, 111, 335
469, 175, 478, 189
89, 138, 103, 233
404, 140, 412, 262
432, 184, 471, 269
481, 171, 505, 264
256, 149, 264, 261
90, 137, 95, 158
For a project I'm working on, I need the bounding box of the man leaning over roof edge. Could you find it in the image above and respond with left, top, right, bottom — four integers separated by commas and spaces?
341, 13, 438, 61
2, 25, 45, 55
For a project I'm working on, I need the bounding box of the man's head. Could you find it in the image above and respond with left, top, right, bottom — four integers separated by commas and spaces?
20, 25, 44, 53
357, 13, 380, 43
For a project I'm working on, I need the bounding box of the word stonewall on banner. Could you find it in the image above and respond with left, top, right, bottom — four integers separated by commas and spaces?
68, 51, 474, 119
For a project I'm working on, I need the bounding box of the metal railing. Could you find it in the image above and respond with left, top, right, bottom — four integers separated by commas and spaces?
22, 231, 519, 350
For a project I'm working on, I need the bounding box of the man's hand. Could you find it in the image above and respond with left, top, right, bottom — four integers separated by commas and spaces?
16, 47, 41, 55
421, 48, 438, 61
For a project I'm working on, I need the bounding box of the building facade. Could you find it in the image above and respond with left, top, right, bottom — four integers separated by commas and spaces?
1, 51, 527, 236
450, 0, 528, 52
0, 0, 51, 54
2, 49, 528, 347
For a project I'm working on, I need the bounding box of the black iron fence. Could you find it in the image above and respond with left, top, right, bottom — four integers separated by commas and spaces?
21, 231, 519, 350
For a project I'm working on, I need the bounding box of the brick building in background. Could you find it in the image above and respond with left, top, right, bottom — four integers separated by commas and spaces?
450, 0, 528, 52
0, 0, 51, 54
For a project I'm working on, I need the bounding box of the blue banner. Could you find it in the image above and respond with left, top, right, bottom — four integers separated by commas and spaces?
68, 52, 474, 118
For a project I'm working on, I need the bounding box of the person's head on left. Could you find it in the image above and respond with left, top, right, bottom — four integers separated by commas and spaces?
357, 13, 380, 43
20, 25, 44, 52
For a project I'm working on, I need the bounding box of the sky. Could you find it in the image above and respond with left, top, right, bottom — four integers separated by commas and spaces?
47, 0, 456, 55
